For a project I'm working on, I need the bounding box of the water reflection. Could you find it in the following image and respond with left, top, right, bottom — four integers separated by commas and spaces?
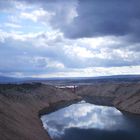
41, 101, 139, 140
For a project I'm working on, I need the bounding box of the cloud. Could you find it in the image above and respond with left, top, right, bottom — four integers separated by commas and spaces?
0, 28, 140, 77
19, 0, 140, 40
57, 0, 140, 40
20, 8, 53, 22
18, 0, 78, 28
0, 0, 140, 77
2, 0, 140, 40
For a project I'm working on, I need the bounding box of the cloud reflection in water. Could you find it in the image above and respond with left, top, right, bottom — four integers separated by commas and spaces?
41, 101, 127, 139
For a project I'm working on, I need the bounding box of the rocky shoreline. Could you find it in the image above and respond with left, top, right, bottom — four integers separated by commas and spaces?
0, 82, 140, 140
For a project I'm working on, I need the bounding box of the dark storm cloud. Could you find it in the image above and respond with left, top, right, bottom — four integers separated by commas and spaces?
1, 0, 140, 52
62, 0, 140, 39
18, 0, 140, 40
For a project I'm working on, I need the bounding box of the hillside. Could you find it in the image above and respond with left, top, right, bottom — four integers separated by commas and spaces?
0, 82, 140, 140
76, 81, 140, 114
0, 83, 80, 140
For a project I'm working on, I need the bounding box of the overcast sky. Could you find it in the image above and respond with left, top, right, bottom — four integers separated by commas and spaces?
0, 0, 140, 77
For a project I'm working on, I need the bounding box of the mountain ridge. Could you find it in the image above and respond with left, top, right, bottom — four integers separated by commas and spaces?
0, 74, 140, 84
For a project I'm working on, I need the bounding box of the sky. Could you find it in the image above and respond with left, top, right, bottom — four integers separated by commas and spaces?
0, 0, 140, 78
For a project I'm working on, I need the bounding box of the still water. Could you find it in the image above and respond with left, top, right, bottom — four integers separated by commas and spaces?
41, 100, 140, 140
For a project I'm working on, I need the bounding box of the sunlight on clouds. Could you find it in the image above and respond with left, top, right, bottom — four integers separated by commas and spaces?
47, 61, 65, 69
0, 27, 140, 78
78, 36, 123, 49
20, 8, 54, 22
74, 47, 94, 58
112, 49, 134, 61
65, 46, 94, 58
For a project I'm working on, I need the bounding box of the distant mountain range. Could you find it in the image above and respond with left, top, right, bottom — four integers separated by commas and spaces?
0, 75, 140, 84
